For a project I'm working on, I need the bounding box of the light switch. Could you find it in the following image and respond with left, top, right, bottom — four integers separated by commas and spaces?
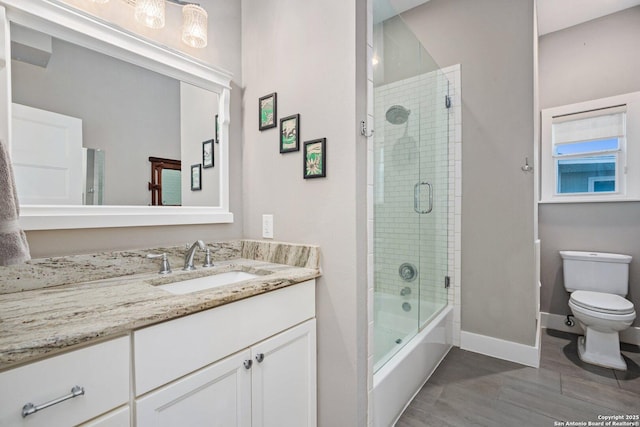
262, 214, 274, 239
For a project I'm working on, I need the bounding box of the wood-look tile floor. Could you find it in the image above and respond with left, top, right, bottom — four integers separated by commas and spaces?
396, 329, 640, 427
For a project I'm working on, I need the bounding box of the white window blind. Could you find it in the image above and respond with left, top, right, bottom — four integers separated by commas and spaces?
552, 106, 626, 145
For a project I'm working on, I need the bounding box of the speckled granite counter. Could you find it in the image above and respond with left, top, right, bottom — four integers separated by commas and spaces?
0, 240, 320, 370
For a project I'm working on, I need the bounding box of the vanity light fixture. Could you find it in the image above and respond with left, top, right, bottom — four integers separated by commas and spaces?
181, 3, 208, 48
135, 0, 165, 29
136, 0, 208, 48
88, 0, 208, 48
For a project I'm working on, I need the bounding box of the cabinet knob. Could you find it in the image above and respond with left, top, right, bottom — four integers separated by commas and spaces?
243, 359, 253, 370
255, 353, 264, 363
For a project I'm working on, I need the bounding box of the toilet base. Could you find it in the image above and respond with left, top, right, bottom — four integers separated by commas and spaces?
577, 330, 627, 371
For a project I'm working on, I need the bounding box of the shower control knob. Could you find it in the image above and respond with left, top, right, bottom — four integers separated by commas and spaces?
399, 263, 417, 282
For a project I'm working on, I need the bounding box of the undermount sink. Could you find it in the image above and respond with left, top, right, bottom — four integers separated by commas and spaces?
156, 271, 259, 295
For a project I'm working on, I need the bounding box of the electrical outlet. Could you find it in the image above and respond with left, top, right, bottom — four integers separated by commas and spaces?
262, 214, 274, 239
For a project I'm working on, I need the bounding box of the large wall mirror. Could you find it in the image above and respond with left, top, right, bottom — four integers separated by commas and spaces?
0, 0, 233, 230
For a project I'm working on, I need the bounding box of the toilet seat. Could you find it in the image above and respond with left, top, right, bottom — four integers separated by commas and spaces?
570, 290, 635, 315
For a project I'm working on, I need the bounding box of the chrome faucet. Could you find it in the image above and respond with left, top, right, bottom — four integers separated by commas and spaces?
184, 240, 206, 271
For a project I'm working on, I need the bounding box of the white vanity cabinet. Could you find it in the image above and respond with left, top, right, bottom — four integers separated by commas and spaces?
134, 280, 316, 427
79, 406, 131, 427
0, 336, 130, 427
250, 319, 316, 427
136, 349, 252, 426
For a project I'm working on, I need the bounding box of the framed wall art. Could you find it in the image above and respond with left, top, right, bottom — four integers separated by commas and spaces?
202, 139, 214, 168
280, 114, 300, 153
259, 92, 277, 131
303, 138, 326, 179
214, 114, 219, 143
191, 164, 202, 190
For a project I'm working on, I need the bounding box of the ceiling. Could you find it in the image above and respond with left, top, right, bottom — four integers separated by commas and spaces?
374, 0, 640, 35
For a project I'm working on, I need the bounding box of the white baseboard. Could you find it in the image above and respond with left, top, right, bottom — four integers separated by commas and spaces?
540, 312, 640, 345
460, 330, 540, 368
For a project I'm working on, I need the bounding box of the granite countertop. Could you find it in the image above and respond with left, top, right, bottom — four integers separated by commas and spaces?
0, 240, 320, 370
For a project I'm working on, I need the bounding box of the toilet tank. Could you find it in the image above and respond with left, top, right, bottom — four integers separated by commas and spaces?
560, 251, 632, 296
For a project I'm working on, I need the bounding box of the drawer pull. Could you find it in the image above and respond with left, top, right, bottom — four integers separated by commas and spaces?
243, 360, 252, 370
255, 353, 264, 363
22, 385, 85, 418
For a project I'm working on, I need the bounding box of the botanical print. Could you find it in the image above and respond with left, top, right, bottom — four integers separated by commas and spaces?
280, 114, 300, 153
261, 98, 273, 125
259, 93, 277, 130
304, 138, 326, 178
281, 118, 297, 149
203, 140, 214, 168
305, 143, 322, 175
191, 164, 201, 190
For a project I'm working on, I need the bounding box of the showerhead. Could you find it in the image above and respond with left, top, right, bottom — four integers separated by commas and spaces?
385, 105, 411, 125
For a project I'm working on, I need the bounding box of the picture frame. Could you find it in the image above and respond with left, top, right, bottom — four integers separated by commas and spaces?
303, 138, 326, 179
259, 92, 277, 131
202, 139, 214, 168
280, 114, 300, 153
191, 164, 202, 190
214, 114, 219, 144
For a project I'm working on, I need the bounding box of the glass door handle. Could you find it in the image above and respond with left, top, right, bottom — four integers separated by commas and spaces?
414, 182, 433, 214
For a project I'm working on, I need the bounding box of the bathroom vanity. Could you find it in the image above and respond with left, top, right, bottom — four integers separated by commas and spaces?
0, 240, 320, 427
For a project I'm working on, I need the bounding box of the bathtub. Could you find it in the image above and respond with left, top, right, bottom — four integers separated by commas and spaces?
373, 293, 452, 427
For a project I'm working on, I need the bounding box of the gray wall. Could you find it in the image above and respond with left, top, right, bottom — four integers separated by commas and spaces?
13, 37, 181, 206
538, 6, 640, 326
538, 6, 640, 110
241, 0, 368, 425
402, 0, 538, 345
23, 0, 244, 256
180, 82, 220, 207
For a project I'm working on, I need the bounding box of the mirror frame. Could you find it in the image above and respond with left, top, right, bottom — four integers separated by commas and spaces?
0, 0, 233, 230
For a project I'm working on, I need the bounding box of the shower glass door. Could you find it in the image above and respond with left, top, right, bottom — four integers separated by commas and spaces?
372, 4, 449, 373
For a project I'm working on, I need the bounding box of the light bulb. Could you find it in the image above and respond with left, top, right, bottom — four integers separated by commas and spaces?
135, 0, 165, 29
182, 4, 208, 48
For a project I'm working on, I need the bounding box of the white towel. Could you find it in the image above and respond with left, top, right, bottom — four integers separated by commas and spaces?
0, 139, 30, 266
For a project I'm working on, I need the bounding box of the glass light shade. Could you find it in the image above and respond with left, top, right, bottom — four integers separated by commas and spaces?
88, 0, 109, 3
135, 0, 165, 29
182, 4, 208, 48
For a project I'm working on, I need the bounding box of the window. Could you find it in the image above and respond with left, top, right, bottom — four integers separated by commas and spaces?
540, 92, 640, 202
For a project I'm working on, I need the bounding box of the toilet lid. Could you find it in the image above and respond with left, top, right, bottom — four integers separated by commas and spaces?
570, 291, 635, 315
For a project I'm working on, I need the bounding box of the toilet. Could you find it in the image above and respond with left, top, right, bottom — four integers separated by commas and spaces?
560, 250, 636, 370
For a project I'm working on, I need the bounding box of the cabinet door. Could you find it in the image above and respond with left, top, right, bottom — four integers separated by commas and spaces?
252, 319, 316, 427
136, 349, 251, 427
79, 405, 130, 427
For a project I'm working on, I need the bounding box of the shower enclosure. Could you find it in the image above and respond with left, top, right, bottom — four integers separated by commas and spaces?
372, 8, 451, 374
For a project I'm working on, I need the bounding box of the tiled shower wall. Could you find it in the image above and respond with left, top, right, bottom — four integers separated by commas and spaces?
373, 71, 449, 313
